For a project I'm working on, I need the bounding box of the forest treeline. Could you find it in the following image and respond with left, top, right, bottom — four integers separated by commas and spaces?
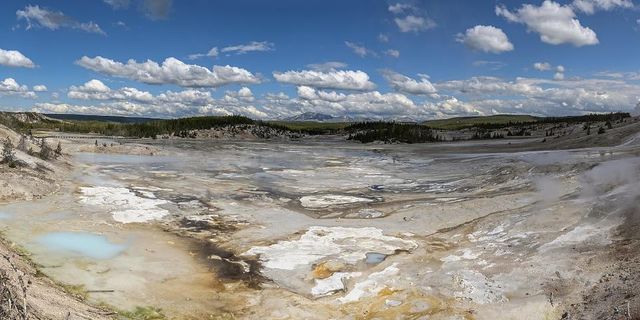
0, 112, 633, 143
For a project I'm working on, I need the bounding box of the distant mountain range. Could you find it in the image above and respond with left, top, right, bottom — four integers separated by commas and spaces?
282, 112, 380, 123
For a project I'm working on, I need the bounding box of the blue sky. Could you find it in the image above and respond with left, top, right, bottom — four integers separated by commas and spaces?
1, 0, 640, 119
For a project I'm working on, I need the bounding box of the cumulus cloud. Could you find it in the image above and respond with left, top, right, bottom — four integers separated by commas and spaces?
291, 86, 426, 118
378, 33, 390, 43
0, 78, 37, 98
496, 1, 598, 46
388, 3, 435, 33
33, 85, 47, 92
572, 0, 633, 14
533, 62, 566, 79
456, 25, 514, 53
382, 70, 437, 96
394, 15, 436, 33
75, 56, 260, 88
141, 0, 173, 20
534, 62, 552, 71
385, 49, 401, 58
388, 3, 416, 14
436, 75, 640, 115
35, 72, 640, 120
273, 69, 376, 91
16, 5, 106, 35
42, 82, 266, 118
0, 49, 35, 68
221, 41, 275, 55
68, 79, 153, 102
264, 85, 484, 120
553, 72, 566, 80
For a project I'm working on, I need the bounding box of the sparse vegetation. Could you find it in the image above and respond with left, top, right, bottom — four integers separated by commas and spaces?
39, 138, 54, 160
1, 138, 15, 167
55, 142, 62, 157
59, 283, 88, 301
119, 306, 166, 320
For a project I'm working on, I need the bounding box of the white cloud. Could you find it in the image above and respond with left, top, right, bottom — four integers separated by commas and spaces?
33, 85, 47, 92
572, 0, 633, 14
345, 42, 372, 57
141, 0, 173, 20
534, 63, 566, 79
456, 25, 514, 53
382, 70, 437, 96
291, 86, 426, 118
273, 69, 376, 91
306, 61, 348, 72
0, 78, 37, 98
436, 76, 640, 115
75, 56, 260, 88
270, 86, 484, 120
496, 1, 598, 46
388, 3, 436, 34
534, 62, 552, 71
16, 5, 106, 35
68, 79, 153, 102
394, 15, 436, 33
188, 47, 219, 60
0, 49, 35, 68
44, 82, 265, 119
385, 49, 401, 58
39, 72, 640, 119
221, 41, 274, 55
388, 3, 415, 14
189, 42, 271, 60
378, 33, 389, 43
436, 76, 544, 96
104, 0, 130, 9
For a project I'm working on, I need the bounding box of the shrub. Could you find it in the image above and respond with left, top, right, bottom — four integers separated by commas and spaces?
39, 138, 54, 160
2, 138, 15, 165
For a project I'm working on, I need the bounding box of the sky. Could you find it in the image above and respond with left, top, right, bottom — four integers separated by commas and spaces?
1, 0, 640, 120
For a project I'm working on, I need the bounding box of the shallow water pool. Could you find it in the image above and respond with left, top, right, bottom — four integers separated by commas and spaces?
37, 232, 128, 260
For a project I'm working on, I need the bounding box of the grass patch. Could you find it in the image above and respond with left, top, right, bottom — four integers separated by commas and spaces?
118, 306, 166, 320
59, 283, 88, 301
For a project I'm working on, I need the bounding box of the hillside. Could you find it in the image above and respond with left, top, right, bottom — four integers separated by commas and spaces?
423, 114, 540, 130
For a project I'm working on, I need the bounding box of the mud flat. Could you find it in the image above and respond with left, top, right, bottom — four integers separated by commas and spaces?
0, 125, 639, 319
